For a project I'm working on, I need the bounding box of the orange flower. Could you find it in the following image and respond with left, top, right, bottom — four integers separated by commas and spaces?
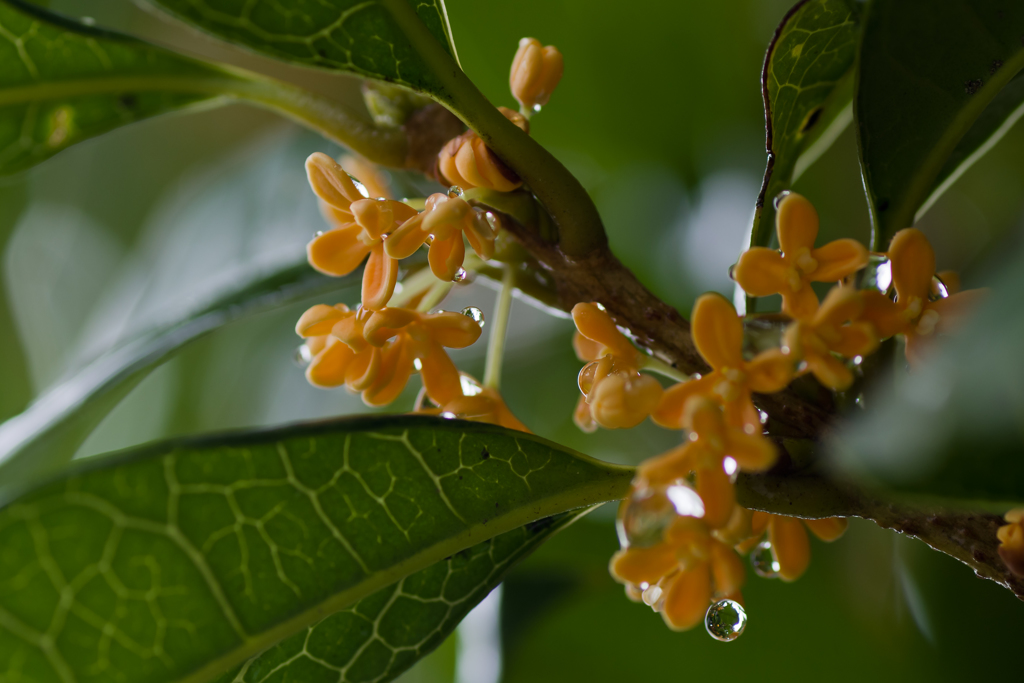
744, 512, 848, 582
437, 107, 528, 193
385, 193, 497, 282
571, 303, 663, 430
305, 153, 418, 309
997, 508, 1024, 577
294, 304, 380, 392
510, 38, 564, 112
733, 193, 869, 319
860, 228, 986, 365
363, 307, 483, 406
654, 293, 792, 432
416, 375, 530, 433
783, 286, 878, 390
638, 397, 776, 529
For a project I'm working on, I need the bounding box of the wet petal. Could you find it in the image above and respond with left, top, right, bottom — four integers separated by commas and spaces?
572, 330, 606, 362
811, 238, 869, 282
696, 465, 735, 530
307, 225, 371, 276
306, 152, 362, 210
769, 515, 810, 582
421, 310, 483, 348
804, 517, 848, 542
779, 283, 820, 320
363, 339, 415, 406
831, 321, 878, 358
306, 337, 354, 388
710, 540, 746, 597
609, 545, 679, 586
385, 214, 430, 260
860, 290, 909, 339
888, 228, 935, 303
806, 353, 853, 391
776, 192, 819, 255
419, 340, 464, 405
746, 348, 794, 393
361, 246, 399, 310
684, 395, 726, 439
661, 563, 712, 631
454, 138, 488, 189
732, 248, 789, 297
296, 303, 349, 337
722, 394, 760, 432
428, 234, 466, 282
651, 375, 716, 429
464, 209, 496, 259
724, 430, 777, 472
691, 294, 744, 371
571, 303, 635, 358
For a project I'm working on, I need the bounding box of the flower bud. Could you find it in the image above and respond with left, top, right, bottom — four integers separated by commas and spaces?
510, 38, 564, 111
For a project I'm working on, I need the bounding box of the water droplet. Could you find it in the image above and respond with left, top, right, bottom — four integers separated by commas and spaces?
440, 411, 457, 420
452, 268, 469, 283
758, 409, 769, 425
531, 103, 542, 113
349, 174, 369, 198
930, 275, 950, 300
294, 344, 313, 367
313, 230, 324, 238
459, 374, 483, 397
641, 584, 663, 608
750, 540, 780, 578
413, 358, 423, 371
723, 456, 738, 477
447, 185, 464, 198
594, 302, 607, 311
853, 355, 863, 366
728, 263, 737, 281
705, 599, 747, 642
773, 190, 791, 209
80, 16, 96, 26
616, 483, 703, 548
462, 306, 485, 327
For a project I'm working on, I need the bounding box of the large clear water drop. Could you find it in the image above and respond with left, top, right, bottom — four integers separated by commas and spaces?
294, 344, 313, 367
750, 539, 780, 578
462, 306, 485, 327
705, 599, 747, 642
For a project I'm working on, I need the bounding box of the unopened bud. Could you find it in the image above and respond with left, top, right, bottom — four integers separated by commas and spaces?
510, 38, 564, 112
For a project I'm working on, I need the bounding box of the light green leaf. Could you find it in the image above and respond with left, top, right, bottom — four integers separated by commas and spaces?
0, 0, 244, 174
214, 509, 589, 683
750, 0, 860, 250
142, 0, 458, 96
0, 415, 631, 682
855, 0, 1024, 248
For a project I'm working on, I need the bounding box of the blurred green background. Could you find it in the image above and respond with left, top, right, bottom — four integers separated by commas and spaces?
1, 0, 1022, 680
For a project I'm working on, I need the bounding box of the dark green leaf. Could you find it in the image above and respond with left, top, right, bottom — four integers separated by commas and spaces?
0, 415, 631, 682
855, 0, 1024, 248
214, 509, 590, 683
751, 0, 861, 250
0, 0, 249, 174
143, 0, 458, 96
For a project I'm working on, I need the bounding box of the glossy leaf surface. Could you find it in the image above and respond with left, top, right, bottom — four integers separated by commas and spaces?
0, 0, 244, 174
214, 510, 588, 683
856, 0, 1024, 247
751, 0, 860, 250
0, 415, 630, 682
144, 0, 458, 95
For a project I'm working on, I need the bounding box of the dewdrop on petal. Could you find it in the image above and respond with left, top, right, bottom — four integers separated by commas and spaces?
510, 38, 564, 112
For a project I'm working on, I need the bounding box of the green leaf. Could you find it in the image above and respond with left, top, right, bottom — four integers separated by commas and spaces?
855, 0, 1024, 248
0, 0, 247, 174
143, 0, 459, 96
750, 0, 861, 251
0, 415, 630, 682
214, 509, 589, 683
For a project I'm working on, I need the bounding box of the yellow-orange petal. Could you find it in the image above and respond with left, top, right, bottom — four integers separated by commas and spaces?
307, 225, 372, 277
571, 303, 635, 358
779, 283, 820, 320
362, 339, 415, 406
830, 320, 878, 358
589, 372, 663, 430
362, 245, 399, 311
339, 154, 391, 200
636, 444, 692, 486
454, 138, 488, 189
609, 545, 680, 586
472, 137, 521, 192
696, 465, 735, 530
419, 341, 464, 405
710, 540, 746, 597
804, 517, 848, 542
296, 303, 349, 338
684, 395, 726, 441
661, 562, 712, 631
888, 228, 935, 303
722, 393, 760, 433
306, 152, 362, 210
463, 208, 497, 259
428, 233, 466, 282
750, 511, 770, 536
345, 346, 381, 391
573, 393, 598, 433
691, 293, 744, 371
651, 374, 716, 429
732, 247, 789, 297
385, 214, 430, 260
420, 311, 483, 348
724, 430, 777, 472
306, 337, 354, 388
814, 286, 864, 328
572, 330, 605, 362
746, 348, 793, 393
769, 515, 810, 582
806, 352, 854, 391
776, 193, 819, 255
811, 238, 869, 282
860, 290, 909, 339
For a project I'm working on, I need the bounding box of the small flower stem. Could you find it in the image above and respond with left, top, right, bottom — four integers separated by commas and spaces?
417, 280, 453, 312
638, 355, 690, 384
390, 265, 441, 309
484, 264, 516, 390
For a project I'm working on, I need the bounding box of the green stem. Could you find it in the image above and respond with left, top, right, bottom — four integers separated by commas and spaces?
638, 355, 690, 384
380, 0, 607, 257
484, 265, 516, 389
417, 280, 453, 312
390, 265, 440, 308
